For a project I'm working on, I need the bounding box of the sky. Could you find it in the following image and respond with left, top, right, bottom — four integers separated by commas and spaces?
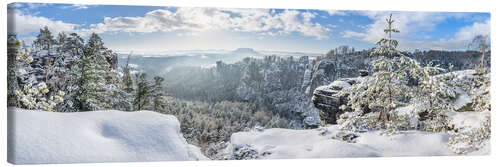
7, 2, 491, 54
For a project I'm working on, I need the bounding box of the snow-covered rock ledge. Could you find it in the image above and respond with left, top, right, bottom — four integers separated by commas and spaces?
222, 125, 490, 159
7, 108, 208, 164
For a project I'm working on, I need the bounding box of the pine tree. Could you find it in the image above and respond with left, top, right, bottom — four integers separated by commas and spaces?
152, 76, 167, 112
75, 33, 113, 111
339, 14, 425, 132
57, 33, 85, 112
122, 54, 134, 94
33, 26, 56, 52
115, 53, 135, 111
133, 73, 152, 110
368, 13, 405, 122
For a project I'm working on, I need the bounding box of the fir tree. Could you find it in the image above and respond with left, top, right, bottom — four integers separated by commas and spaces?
115, 53, 135, 111
339, 14, 426, 133
133, 73, 152, 110
122, 54, 135, 94
57, 33, 85, 112
152, 76, 167, 112
75, 33, 113, 111
367, 13, 405, 122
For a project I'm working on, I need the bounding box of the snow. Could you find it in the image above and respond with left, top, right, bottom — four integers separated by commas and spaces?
315, 85, 334, 93
8, 108, 208, 164
447, 110, 490, 129
328, 80, 352, 90
224, 125, 489, 159
454, 88, 472, 111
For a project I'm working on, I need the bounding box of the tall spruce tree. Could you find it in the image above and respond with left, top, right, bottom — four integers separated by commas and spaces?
152, 76, 167, 112
117, 53, 135, 111
75, 33, 113, 111
57, 33, 85, 112
340, 14, 424, 132
122, 54, 134, 93
367, 13, 404, 122
133, 73, 152, 110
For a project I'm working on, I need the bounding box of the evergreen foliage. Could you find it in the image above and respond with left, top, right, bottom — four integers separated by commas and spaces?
157, 97, 290, 158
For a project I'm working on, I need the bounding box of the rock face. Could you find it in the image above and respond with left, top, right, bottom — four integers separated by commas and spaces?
311, 76, 363, 125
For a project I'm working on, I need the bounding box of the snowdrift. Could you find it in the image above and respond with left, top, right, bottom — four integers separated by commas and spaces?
224, 125, 489, 159
7, 108, 208, 164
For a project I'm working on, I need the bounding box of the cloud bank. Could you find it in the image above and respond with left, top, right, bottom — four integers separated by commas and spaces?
341, 11, 490, 50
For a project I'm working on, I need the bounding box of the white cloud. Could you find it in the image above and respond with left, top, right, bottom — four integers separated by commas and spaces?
8, 10, 78, 35
60, 4, 92, 10
453, 20, 490, 42
414, 20, 491, 50
357, 11, 454, 43
87, 8, 331, 40
8, 6, 332, 40
341, 11, 490, 50
322, 10, 347, 16
342, 30, 366, 38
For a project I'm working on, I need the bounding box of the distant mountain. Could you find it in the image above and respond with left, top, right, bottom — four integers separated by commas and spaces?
117, 48, 327, 78
230, 48, 260, 55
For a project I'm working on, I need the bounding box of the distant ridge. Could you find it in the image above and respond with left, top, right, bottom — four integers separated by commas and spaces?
231, 48, 260, 55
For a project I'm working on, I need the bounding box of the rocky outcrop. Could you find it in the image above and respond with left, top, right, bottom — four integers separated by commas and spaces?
311, 71, 367, 125
308, 57, 372, 96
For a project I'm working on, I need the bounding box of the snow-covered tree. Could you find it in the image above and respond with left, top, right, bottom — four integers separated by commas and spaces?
74, 33, 114, 111
115, 54, 135, 111
33, 26, 56, 52
122, 54, 135, 94
133, 73, 152, 110
338, 14, 431, 133
411, 62, 456, 131
151, 76, 167, 112
15, 82, 65, 112
471, 68, 490, 112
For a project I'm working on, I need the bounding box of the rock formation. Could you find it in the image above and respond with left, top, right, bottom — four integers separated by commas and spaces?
311, 70, 368, 125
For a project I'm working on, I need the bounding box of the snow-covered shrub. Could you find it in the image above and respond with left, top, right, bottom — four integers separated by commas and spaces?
337, 112, 382, 132
15, 82, 65, 112
232, 145, 260, 160
471, 69, 490, 112
448, 114, 490, 154
411, 65, 456, 132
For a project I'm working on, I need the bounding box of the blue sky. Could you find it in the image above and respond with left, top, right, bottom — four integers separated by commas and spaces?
7, 3, 491, 54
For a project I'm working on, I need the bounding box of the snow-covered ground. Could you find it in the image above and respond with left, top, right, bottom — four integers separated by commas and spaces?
224, 124, 489, 159
7, 104, 490, 164
447, 110, 490, 129
7, 108, 208, 164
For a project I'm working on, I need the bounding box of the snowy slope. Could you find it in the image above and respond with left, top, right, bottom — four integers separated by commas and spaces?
8, 108, 208, 164
224, 125, 489, 159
